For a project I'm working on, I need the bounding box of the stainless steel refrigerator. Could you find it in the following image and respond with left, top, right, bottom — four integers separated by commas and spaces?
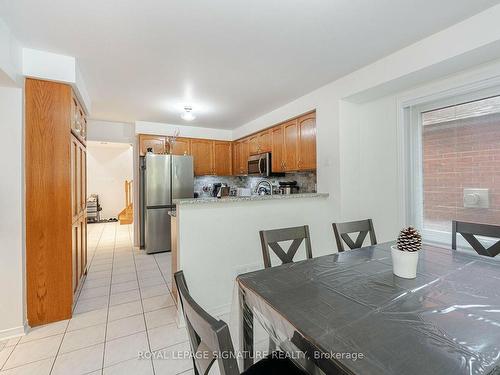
140, 154, 194, 254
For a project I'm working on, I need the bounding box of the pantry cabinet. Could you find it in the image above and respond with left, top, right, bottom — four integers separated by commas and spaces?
26, 78, 88, 326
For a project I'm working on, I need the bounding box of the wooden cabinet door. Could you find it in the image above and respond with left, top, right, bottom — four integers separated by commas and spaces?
140, 135, 166, 155
75, 142, 82, 216
271, 125, 284, 172
171, 137, 191, 155
239, 139, 249, 174
80, 146, 87, 213
191, 139, 214, 176
259, 130, 271, 153
232, 142, 240, 175
72, 222, 79, 293
214, 141, 232, 176
298, 113, 316, 170
248, 135, 259, 155
283, 120, 299, 171
71, 137, 78, 220
80, 217, 87, 276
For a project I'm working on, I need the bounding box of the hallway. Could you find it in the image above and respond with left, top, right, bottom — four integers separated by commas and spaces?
0, 222, 191, 375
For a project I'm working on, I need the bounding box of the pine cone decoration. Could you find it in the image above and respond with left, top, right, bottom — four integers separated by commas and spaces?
396, 227, 422, 252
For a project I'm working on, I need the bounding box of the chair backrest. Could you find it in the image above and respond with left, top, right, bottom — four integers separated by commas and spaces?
452, 220, 500, 257
332, 219, 377, 252
174, 271, 240, 375
259, 225, 313, 268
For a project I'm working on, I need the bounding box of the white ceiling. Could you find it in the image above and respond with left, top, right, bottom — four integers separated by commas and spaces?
1, 0, 499, 129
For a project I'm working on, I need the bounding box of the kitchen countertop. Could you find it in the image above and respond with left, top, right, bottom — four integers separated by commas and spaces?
174, 192, 329, 206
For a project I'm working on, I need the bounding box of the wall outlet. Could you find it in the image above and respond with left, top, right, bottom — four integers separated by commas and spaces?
463, 188, 489, 208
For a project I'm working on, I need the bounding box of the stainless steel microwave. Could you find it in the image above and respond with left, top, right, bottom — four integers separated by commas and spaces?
248, 152, 271, 176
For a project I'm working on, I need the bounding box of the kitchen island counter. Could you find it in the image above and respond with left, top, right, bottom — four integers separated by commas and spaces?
174, 192, 328, 205
171, 191, 334, 316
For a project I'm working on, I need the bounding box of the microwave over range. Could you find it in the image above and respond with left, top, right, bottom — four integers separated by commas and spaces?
247, 152, 283, 177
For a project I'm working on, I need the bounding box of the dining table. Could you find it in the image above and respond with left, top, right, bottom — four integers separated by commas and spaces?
236, 242, 500, 375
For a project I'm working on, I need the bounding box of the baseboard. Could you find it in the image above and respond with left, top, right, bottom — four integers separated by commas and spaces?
0, 324, 26, 341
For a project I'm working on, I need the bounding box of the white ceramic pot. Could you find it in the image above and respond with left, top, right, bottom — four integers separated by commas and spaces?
391, 245, 419, 279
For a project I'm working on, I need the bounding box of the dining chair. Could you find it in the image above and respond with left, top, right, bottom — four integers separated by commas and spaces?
452, 220, 500, 257
332, 219, 377, 252
259, 226, 313, 268
174, 271, 306, 375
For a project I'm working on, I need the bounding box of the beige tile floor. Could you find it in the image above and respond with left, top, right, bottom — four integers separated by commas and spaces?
0, 222, 194, 375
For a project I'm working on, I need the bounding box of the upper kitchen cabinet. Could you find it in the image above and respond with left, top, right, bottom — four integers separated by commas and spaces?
239, 139, 249, 174
170, 137, 191, 156
139, 135, 166, 155
271, 125, 285, 172
248, 130, 271, 155
191, 138, 214, 176
213, 141, 232, 176
232, 142, 240, 176
297, 112, 317, 170
283, 119, 299, 171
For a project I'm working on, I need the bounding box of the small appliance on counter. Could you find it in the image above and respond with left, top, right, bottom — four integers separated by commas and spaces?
278, 181, 300, 195
236, 188, 252, 197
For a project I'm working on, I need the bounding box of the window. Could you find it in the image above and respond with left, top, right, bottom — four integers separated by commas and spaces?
406, 91, 500, 246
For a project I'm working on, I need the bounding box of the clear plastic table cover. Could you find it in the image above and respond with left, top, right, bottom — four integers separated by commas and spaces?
236, 242, 500, 375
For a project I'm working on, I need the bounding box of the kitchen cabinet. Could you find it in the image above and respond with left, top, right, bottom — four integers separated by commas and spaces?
239, 139, 249, 174
139, 135, 166, 155
232, 142, 240, 176
298, 113, 317, 170
248, 130, 271, 155
214, 141, 232, 176
271, 125, 285, 172
191, 139, 214, 176
259, 130, 271, 153
283, 119, 299, 171
170, 137, 190, 155
249, 135, 259, 155
26, 78, 87, 326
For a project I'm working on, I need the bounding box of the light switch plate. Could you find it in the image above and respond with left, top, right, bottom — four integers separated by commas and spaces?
463, 188, 489, 208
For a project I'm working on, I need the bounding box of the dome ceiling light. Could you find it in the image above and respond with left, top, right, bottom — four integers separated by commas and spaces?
181, 106, 195, 121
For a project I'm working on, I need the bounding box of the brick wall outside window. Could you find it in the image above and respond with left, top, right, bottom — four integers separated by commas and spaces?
422, 113, 500, 232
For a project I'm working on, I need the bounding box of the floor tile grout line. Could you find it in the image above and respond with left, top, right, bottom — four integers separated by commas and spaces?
49, 223, 107, 375
100, 223, 118, 372
151, 252, 176, 304
73, 224, 106, 313
129, 224, 156, 374
0, 223, 106, 374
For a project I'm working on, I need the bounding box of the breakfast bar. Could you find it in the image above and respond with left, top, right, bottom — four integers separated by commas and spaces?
170, 193, 333, 316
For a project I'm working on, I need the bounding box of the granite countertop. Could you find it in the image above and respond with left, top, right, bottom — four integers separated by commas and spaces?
174, 192, 329, 206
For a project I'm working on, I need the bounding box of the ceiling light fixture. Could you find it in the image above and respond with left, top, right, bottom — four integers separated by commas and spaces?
181, 106, 196, 121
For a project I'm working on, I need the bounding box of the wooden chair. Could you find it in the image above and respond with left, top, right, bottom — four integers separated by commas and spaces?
332, 219, 377, 252
452, 220, 500, 257
174, 271, 306, 375
259, 226, 313, 268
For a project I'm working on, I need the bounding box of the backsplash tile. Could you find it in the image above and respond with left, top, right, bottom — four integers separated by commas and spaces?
194, 172, 317, 197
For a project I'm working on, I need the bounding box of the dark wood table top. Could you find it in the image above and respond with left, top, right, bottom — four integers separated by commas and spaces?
237, 242, 500, 375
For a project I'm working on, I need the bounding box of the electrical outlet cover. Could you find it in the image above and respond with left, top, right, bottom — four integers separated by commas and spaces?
463, 188, 489, 208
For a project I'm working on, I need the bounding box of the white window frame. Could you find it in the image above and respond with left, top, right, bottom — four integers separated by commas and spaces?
397, 74, 500, 249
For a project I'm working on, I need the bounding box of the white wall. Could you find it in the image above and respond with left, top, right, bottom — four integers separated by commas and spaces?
135, 121, 232, 141
22, 48, 91, 113
231, 5, 500, 242
87, 142, 133, 219
0, 86, 25, 339
87, 120, 134, 144
178, 195, 334, 315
